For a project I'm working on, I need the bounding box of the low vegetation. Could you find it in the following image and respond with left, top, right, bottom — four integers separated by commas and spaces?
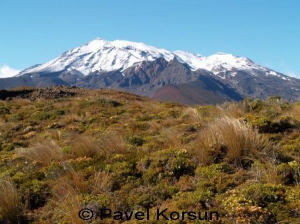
0, 87, 300, 223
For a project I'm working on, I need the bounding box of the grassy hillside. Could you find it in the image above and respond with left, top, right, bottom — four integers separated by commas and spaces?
0, 87, 299, 223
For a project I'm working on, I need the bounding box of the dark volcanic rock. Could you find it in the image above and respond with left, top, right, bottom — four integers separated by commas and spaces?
0, 86, 84, 101
115, 58, 201, 96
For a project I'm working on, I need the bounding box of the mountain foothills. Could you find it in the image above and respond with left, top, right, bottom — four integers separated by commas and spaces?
2, 38, 300, 104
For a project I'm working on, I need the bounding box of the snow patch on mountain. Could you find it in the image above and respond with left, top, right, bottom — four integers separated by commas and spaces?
173, 50, 204, 71
0, 65, 20, 78
173, 51, 273, 75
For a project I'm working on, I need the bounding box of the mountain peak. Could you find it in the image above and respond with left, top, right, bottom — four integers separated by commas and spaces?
19, 38, 175, 76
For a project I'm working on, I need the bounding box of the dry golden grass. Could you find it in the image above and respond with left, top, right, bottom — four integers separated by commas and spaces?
54, 194, 85, 224
99, 131, 128, 154
192, 116, 269, 167
62, 100, 81, 115
160, 127, 183, 149
92, 171, 114, 194
148, 101, 163, 113
51, 184, 85, 224
286, 104, 300, 118
218, 102, 246, 118
49, 168, 113, 223
59, 113, 84, 125
196, 105, 224, 121
147, 120, 162, 135
251, 161, 281, 184
48, 167, 88, 224
17, 131, 103, 163
160, 117, 181, 127
16, 139, 62, 166
0, 178, 24, 223
180, 107, 202, 122
130, 100, 144, 109
52, 166, 88, 197
11, 98, 32, 107
49, 168, 113, 222
45, 129, 62, 141
66, 133, 100, 158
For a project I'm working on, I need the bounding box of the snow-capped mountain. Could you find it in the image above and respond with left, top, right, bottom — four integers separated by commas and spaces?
19, 38, 285, 80
19, 38, 174, 76
0, 65, 20, 78
4, 37, 299, 104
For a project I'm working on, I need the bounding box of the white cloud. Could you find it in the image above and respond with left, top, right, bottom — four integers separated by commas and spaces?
287, 71, 299, 78
279, 60, 300, 78
0, 64, 20, 78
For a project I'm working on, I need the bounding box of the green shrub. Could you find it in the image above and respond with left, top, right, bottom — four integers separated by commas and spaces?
2, 143, 15, 151
127, 183, 179, 209
251, 99, 265, 111
31, 111, 51, 121
0, 106, 10, 114
20, 179, 50, 210
278, 161, 300, 185
222, 188, 277, 223
138, 148, 196, 184
241, 183, 286, 208
129, 136, 144, 146
8, 113, 24, 121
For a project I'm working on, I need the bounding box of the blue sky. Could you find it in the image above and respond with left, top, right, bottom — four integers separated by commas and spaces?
1, 0, 299, 77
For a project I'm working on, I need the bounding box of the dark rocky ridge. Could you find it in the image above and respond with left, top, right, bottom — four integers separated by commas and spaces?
0, 86, 85, 101
210, 69, 300, 101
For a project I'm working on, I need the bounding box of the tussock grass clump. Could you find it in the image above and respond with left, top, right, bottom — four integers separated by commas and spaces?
17, 139, 62, 166
48, 167, 88, 224
251, 161, 281, 184
51, 185, 84, 224
218, 102, 246, 118
66, 133, 100, 158
60, 113, 83, 125
99, 131, 128, 154
180, 107, 202, 122
0, 178, 24, 223
49, 168, 113, 224
52, 167, 88, 197
286, 104, 300, 119
160, 127, 183, 149
193, 116, 269, 167
92, 171, 114, 194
